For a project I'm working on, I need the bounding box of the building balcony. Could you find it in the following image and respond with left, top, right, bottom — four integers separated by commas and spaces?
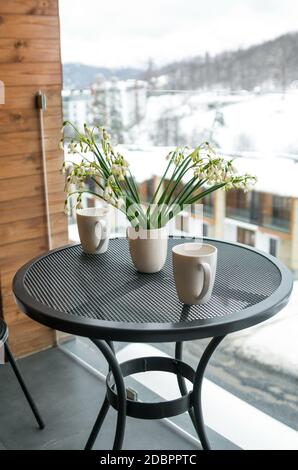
203, 204, 214, 218
226, 207, 290, 233
226, 207, 252, 224
262, 215, 291, 233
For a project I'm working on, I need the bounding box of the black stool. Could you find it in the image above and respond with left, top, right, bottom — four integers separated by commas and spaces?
0, 319, 44, 429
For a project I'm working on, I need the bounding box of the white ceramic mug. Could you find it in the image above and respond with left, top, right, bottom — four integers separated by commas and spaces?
172, 243, 217, 305
76, 207, 110, 254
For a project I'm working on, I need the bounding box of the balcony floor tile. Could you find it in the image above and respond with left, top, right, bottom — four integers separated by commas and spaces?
0, 346, 235, 450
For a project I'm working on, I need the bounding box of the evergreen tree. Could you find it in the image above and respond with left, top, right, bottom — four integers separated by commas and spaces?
109, 78, 124, 143
90, 74, 108, 127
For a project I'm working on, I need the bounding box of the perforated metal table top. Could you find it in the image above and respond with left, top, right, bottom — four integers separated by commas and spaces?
13, 237, 293, 342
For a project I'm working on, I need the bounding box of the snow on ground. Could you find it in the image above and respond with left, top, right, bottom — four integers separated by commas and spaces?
224, 281, 298, 378
127, 90, 298, 158
216, 92, 298, 157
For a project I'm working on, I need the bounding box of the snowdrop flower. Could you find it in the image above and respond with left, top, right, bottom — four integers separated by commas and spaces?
98, 126, 110, 142
67, 141, 78, 154
193, 148, 255, 190
111, 164, 123, 178
61, 162, 67, 174
189, 146, 203, 164
111, 153, 129, 180
63, 198, 70, 215
171, 147, 189, 166
173, 150, 184, 166
166, 150, 174, 161
194, 167, 205, 179
61, 120, 69, 133
117, 198, 125, 210
104, 185, 113, 201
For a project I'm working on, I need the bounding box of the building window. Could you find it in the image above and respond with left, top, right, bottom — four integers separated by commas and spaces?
237, 227, 255, 247
226, 190, 260, 224
175, 214, 189, 233
271, 195, 291, 231
202, 192, 214, 217
269, 238, 278, 257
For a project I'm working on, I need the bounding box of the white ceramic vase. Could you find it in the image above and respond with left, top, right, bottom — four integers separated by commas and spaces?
127, 226, 168, 273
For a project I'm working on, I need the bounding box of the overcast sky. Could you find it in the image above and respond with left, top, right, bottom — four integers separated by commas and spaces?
59, 0, 298, 68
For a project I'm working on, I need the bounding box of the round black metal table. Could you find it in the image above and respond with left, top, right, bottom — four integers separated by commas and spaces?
12, 237, 293, 450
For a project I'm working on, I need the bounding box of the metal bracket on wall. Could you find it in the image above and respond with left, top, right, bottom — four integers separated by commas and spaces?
36, 91, 52, 250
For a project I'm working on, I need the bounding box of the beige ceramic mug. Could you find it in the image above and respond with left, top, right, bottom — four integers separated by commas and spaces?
76, 207, 110, 254
172, 243, 217, 305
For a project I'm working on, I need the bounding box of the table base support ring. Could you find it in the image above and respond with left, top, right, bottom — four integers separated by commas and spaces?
106, 356, 195, 420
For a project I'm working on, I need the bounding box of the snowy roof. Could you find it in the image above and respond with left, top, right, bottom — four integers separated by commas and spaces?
233, 156, 298, 198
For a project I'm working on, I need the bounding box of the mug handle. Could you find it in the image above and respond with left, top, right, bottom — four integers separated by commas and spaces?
95, 219, 107, 251
197, 262, 211, 301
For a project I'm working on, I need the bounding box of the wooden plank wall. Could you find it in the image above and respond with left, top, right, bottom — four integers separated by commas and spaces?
0, 0, 68, 357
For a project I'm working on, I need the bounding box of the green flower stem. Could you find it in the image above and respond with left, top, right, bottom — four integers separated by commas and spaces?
148, 155, 191, 224
63, 121, 81, 137
155, 152, 184, 205
124, 174, 140, 204
112, 174, 146, 226
162, 158, 193, 205
127, 170, 141, 203
149, 153, 174, 205
186, 183, 226, 205
90, 177, 105, 193
163, 178, 205, 220
152, 158, 194, 225
92, 143, 111, 178
164, 164, 195, 205
175, 177, 200, 204
146, 156, 175, 224
177, 179, 207, 206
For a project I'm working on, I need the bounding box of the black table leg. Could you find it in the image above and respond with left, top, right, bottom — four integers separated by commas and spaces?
4, 343, 44, 430
192, 336, 225, 450
85, 341, 115, 450
175, 342, 198, 433
85, 396, 110, 450
85, 340, 126, 450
